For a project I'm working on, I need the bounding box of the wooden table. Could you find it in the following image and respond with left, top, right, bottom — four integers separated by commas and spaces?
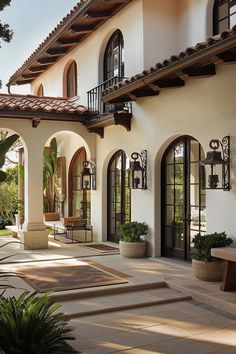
211, 247, 236, 291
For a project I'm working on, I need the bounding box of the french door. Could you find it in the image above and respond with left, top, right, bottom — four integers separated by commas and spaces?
107, 150, 130, 243
161, 136, 206, 261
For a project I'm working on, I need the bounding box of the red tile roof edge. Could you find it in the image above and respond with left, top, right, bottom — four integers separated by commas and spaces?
102, 26, 236, 98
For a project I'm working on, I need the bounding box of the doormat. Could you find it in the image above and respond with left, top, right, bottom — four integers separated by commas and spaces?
16, 259, 128, 293
82, 243, 120, 252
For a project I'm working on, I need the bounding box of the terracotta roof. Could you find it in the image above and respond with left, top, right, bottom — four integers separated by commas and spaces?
0, 94, 88, 121
102, 26, 236, 103
8, 0, 133, 87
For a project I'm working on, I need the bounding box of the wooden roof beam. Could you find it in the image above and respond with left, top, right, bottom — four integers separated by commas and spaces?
15, 79, 33, 85
22, 73, 39, 79
37, 57, 57, 65
155, 77, 185, 88
29, 65, 49, 72
218, 50, 236, 62
84, 10, 112, 19
47, 47, 69, 56
57, 37, 80, 46
131, 88, 160, 98
69, 25, 94, 34
183, 64, 216, 77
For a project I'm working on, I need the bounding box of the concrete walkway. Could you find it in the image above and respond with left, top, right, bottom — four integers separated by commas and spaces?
0, 235, 236, 353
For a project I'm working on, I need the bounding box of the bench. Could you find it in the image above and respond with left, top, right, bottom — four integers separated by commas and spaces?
44, 217, 93, 243
211, 247, 236, 291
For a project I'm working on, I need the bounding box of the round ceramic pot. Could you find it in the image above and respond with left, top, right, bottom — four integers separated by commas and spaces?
192, 259, 224, 282
119, 240, 147, 258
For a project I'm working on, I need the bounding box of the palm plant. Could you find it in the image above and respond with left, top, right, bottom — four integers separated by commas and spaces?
43, 138, 57, 212
0, 133, 19, 182
0, 292, 78, 354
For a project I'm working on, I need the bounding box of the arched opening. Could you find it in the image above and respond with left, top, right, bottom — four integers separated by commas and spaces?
68, 147, 90, 221
103, 30, 124, 82
0, 129, 25, 230
213, 0, 236, 34
161, 136, 206, 261
63, 60, 77, 98
107, 150, 130, 243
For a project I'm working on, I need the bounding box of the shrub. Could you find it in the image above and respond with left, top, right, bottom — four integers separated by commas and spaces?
0, 292, 78, 354
192, 232, 232, 262
120, 221, 148, 242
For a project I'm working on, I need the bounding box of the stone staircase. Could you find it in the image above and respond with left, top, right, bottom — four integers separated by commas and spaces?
52, 281, 191, 319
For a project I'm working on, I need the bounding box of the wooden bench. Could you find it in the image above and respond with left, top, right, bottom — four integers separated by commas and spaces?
211, 247, 236, 291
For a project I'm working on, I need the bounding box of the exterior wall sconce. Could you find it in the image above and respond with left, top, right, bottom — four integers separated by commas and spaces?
81, 161, 96, 190
201, 136, 230, 191
128, 150, 147, 190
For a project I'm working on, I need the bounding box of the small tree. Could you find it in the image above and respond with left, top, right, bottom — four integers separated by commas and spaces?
0, 0, 13, 88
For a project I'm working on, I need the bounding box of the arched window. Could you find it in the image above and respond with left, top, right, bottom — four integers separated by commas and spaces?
36, 84, 44, 97
107, 150, 130, 243
64, 61, 77, 98
104, 30, 124, 82
213, 0, 236, 34
68, 147, 90, 222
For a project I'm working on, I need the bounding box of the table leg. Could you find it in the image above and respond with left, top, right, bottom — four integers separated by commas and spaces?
221, 260, 236, 291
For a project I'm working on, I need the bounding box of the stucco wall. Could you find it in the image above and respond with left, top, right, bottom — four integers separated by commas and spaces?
31, 0, 144, 105
94, 63, 236, 256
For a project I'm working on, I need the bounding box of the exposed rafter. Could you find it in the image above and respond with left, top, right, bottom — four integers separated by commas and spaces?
47, 47, 70, 56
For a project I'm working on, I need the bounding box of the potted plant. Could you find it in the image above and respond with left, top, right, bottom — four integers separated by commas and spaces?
192, 232, 232, 281
120, 221, 149, 258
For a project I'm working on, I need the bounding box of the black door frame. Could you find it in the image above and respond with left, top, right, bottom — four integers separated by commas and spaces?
161, 136, 206, 261
107, 150, 130, 243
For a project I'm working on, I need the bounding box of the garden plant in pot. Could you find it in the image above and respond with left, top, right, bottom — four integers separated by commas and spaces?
192, 232, 232, 282
120, 221, 149, 258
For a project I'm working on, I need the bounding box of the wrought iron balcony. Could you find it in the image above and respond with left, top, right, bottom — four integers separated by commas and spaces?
87, 76, 132, 117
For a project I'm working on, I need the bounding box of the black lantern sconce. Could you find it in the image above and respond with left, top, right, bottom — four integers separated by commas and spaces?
128, 150, 147, 190
81, 161, 96, 190
201, 136, 230, 191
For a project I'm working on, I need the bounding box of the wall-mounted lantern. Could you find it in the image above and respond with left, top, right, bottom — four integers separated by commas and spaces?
201, 136, 230, 191
81, 161, 96, 190
127, 150, 147, 190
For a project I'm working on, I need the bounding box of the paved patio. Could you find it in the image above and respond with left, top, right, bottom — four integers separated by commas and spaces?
0, 234, 236, 353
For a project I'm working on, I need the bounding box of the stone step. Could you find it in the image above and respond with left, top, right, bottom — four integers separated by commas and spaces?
59, 285, 191, 319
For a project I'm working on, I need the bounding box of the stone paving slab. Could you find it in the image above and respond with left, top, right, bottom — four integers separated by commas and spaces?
68, 301, 236, 354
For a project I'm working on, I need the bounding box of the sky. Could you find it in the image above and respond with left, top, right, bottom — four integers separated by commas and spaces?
0, 0, 78, 94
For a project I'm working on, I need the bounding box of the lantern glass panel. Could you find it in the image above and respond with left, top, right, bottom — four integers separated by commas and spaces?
82, 175, 91, 190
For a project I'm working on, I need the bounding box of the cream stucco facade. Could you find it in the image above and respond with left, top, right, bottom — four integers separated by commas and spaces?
1, 0, 236, 258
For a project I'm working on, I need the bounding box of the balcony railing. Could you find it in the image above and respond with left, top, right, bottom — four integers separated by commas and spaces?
87, 76, 132, 117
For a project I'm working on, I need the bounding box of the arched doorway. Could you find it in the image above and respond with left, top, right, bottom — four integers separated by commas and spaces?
68, 147, 90, 221
161, 136, 206, 261
107, 150, 130, 243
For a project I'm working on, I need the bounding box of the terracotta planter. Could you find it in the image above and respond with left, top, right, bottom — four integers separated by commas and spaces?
119, 240, 146, 258
192, 259, 224, 282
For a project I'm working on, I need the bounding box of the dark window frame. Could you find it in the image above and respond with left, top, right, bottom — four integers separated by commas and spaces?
104, 30, 124, 82
66, 61, 77, 98
213, 0, 236, 35
107, 150, 131, 243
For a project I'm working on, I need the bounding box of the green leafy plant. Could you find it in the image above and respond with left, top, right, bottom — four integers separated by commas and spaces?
120, 221, 148, 242
0, 242, 78, 353
43, 138, 57, 213
0, 292, 78, 354
192, 232, 232, 262
0, 134, 19, 182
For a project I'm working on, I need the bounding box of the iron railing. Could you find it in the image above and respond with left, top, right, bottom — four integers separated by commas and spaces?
87, 76, 132, 117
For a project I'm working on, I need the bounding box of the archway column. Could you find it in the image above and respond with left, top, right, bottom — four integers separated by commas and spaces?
19, 139, 48, 249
